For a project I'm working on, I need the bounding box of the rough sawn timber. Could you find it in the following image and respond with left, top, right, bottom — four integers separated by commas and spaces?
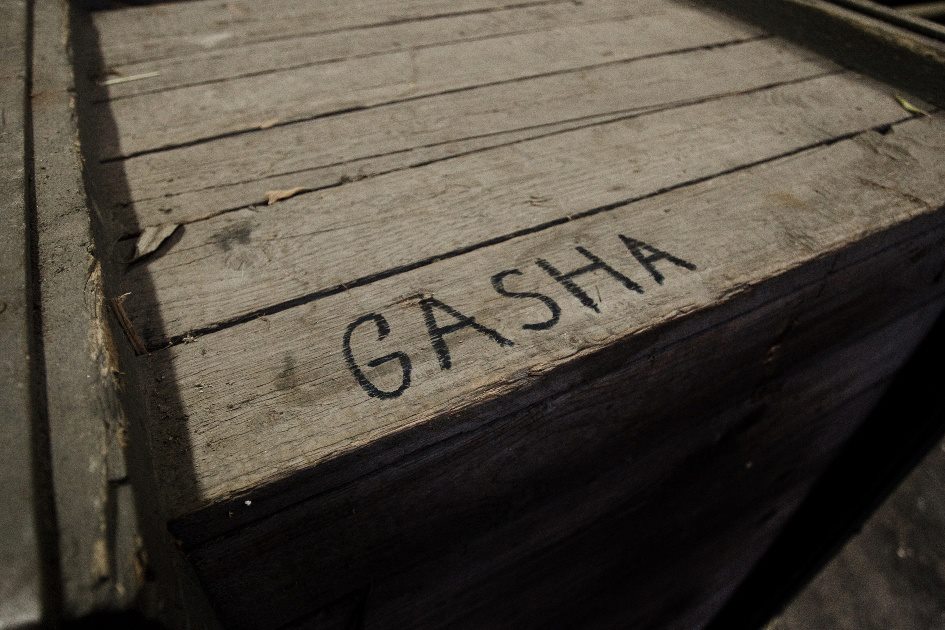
120, 71, 916, 347
99, 36, 824, 236
91, 1, 759, 158
141, 117, 945, 627
70, 0, 945, 627
90, 0, 591, 68
88, 0, 647, 101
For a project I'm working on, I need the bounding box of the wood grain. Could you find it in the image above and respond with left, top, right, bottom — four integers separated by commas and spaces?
90, 0, 578, 67
121, 73, 919, 347
189, 299, 942, 628
100, 37, 832, 234
138, 114, 945, 525
75, 3, 945, 627
702, 0, 945, 110
91, 0, 645, 101
93, 3, 760, 158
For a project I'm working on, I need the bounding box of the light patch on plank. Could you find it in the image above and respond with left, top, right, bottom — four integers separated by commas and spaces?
97, 71, 161, 86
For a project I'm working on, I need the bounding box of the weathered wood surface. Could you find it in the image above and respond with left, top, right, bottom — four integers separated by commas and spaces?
184, 294, 944, 629
29, 0, 151, 618
89, 0, 646, 101
133, 111, 945, 524
175, 286, 942, 627
99, 36, 830, 235
0, 1, 43, 625
90, 1, 760, 158
702, 0, 945, 110
0, 0, 171, 624
74, 0, 945, 627
120, 71, 923, 347
31, 1, 120, 615
91, 0, 584, 67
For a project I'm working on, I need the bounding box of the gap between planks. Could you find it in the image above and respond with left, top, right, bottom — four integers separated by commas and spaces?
138, 109, 945, 523
90, 0, 581, 68
91, 0, 645, 103
90, 4, 761, 159
100, 34, 801, 238
97, 35, 768, 164
151, 93, 887, 351
119, 73, 927, 349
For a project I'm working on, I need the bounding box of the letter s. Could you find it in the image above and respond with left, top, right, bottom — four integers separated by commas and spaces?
490, 269, 561, 331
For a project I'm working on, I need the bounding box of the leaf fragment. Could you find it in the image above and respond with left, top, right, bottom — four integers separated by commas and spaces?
129, 223, 180, 263
895, 94, 930, 117
266, 187, 305, 205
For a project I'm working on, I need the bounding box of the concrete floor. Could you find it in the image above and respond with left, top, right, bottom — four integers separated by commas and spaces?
772, 436, 945, 629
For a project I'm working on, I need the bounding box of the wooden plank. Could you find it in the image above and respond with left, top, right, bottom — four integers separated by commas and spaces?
353, 385, 896, 630
73, 3, 945, 626
28, 0, 163, 618
186, 286, 945, 629
93, 4, 761, 158
90, 0, 644, 101
169, 240, 945, 550
99, 37, 833, 234
706, 305, 945, 630
700, 0, 945, 109
30, 0, 115, 616
90, 0, 574, 67
831, 0, 945, 41
137, 113, 945, 528
120, 73, 917, 347
0, 0, 44, 625
157, 216, 945, 550
902, 1, 945, 19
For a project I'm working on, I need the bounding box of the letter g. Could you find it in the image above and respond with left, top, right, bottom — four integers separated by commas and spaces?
343, 313, 412, 399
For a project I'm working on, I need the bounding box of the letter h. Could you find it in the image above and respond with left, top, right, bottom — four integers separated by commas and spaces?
536, 246, 643, 313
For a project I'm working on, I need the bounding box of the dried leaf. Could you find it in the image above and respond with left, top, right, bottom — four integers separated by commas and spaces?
895, 94, 930, 117
129, 224, 180, 263
258, 117, 280, 129
266, 187, 305, 205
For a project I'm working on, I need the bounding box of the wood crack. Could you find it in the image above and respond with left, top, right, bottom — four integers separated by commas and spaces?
118, 57, 813, 240
98, 35, 769, 163
146, 112, 913, 352
97, 0, 575, 68
94, 12, 630, 105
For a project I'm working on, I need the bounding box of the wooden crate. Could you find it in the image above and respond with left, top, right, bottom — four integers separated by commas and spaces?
65, 0, 945, 626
